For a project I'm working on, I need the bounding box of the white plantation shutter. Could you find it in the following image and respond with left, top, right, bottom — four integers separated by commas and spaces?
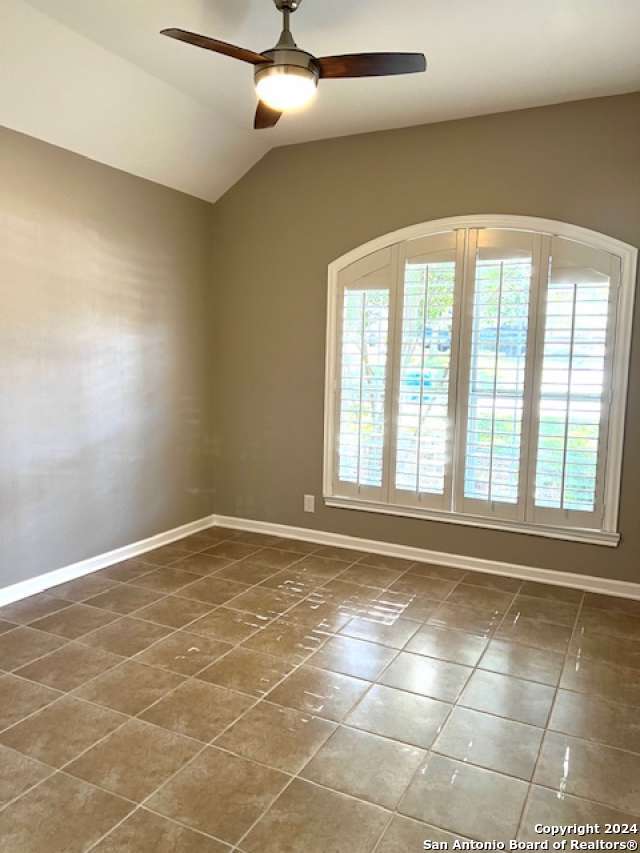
390, 231, 463, 509
456, 230, 540, 521
325, 217, 634, 542
334, 247, 393, 498
529, 238, 620, 529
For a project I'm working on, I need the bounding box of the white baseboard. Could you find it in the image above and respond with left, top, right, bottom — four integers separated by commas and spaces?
0, 515, 217, 607
214, 514, 640, 601
3, 511, 638, 608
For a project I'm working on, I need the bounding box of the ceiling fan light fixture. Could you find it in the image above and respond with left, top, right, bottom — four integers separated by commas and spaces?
255, 64, 318, 111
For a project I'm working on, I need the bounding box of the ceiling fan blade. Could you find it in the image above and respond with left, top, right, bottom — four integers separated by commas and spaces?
318, 52, 426, 79
160, 28, 272, 65
254, 101, 282, 130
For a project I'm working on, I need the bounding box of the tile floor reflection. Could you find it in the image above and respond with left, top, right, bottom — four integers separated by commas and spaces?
0, 527, 639, 851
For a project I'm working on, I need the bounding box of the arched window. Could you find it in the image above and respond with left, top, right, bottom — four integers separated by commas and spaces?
323, 215, 637, 545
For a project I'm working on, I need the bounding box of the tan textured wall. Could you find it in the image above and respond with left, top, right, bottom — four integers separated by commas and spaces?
0, 127, 214, 587
210, 93, 640, 584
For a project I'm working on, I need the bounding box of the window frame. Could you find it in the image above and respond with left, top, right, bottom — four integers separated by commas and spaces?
323, 215, 637, 547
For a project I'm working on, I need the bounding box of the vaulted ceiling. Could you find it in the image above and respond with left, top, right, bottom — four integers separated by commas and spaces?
4, 0, 640, 201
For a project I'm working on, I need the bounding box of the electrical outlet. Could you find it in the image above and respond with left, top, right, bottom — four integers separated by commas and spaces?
303, 494, 315, 513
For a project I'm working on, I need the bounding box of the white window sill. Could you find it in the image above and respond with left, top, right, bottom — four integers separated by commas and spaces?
324, 496, 620, 548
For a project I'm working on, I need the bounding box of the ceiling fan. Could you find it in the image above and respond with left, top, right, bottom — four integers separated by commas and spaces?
161, 0, 427, 130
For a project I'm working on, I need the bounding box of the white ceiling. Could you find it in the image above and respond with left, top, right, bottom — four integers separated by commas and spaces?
4, 0, 640, 202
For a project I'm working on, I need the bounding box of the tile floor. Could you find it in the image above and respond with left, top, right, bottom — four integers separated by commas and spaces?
1, 527, 639, 852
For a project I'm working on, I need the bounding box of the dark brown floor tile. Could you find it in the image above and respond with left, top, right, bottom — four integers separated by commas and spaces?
400, 754, 528, 842
148, 747, 289, 845
584, 592, 640, 617
0, 674, 61, 731
0, 772, 132, 853
340, 615, 421, 649
139, 543, 196, 566
372, 590, 439, 623
204, 541, 261, 561
549, 688, 640, 753
534, 731, 640, 814
135, 595, 213, 628
179, 576, 250, 606
506, 594, 579, 628
284, 598, 352, 633
379, 651, 472, 702
231, 531, 284, 547
16, 641, 122, 691
188, 607, 262, 644
446, 583, 514, 614
0, 626, 66, 671
461, 570, 522, 593
86, 584, 165, 614
169, 530, 219, 550
338, 563, 403, 589
406, 562, 467, 583
216, 561, 281, 586
519, 785, 639, 844
496, 614, 573, 653
427, 603, 502, 637
0, 744, 53, 807
321, 579, 378, 607
197, 647, 293, 697
359, 553, 415, 572
576, 606, 640, 641
0, 618, 17, 634
405, 624, 488, 666
0, 695, 126, 767
141, 679, 253, 742
133, 566, 201, 594
294, 554, 356, 580
433, 706, 543, 780
268, 665, 370, 722
522, 581, 584, 604
346, 684, 450, 749
171, 552, 236, 576
460, 669, 555, 727
135, 631, 232, 676
259, 568, 323, 596
217, 701, 336, 773
66, 718, 200, 802
480, 639, 564, 685
560, 655, 640, 707
93, 808, 230, 852
307, 635, 397, 680
51, 575, 120, 602
568, 631, 640, 670
242, 618, 329, 665
0, 593, 71, 625
308, 545, 365, 561
225, 587, 301, 620
81, 616, 172, 656
74, 661, 185, 715
377, 816, 467, 852
390, 575, 456, 599
301, 725, 425, 808
101, 559, 155, 583
245, 548, 303, 570
243, 778, 389, 853
30, 604, 119, 639
271, 537, 322, 555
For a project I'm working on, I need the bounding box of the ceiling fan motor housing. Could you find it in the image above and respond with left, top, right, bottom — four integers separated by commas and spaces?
254, 47, 320, 104
273, 0, 303, 11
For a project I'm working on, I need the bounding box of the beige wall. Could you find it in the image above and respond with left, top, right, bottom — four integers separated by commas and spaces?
211, 93, 640, 584
1, 127, 214, 587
